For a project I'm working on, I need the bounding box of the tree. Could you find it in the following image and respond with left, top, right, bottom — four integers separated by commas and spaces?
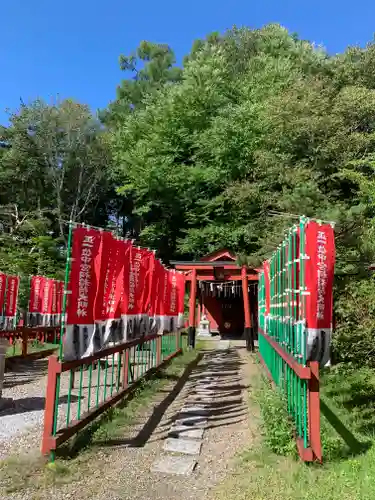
0, 98, 113, 240
110, 24, 375, 365
101, 41, 182, 126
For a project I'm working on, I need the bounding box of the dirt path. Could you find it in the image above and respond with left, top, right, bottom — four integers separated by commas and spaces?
5, 341, 258, 500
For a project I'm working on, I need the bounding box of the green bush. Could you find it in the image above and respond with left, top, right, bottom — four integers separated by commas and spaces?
254, 376, 296, 456
333, 278, 375, 366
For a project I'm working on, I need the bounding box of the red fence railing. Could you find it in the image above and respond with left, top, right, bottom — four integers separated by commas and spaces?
0, 326, 60, 358
257, 328, 321, 462
41, 330, 182, 457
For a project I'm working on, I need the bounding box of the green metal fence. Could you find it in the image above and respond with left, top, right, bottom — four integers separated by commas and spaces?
258, 217, 322, 462
41, 331, 182, 460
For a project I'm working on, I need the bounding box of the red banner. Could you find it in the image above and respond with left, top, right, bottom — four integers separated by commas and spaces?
51, 280, 58, 317
94, 232, 117, 321
176, 272, 185, 314
57, 281, 64, 315
64, 225, 177, 358
305, 221, 335, 330
5, 275, 19, 317
116, 239, 131, 317
0, 273, 7, 314
41, 278, 53, 316
29, 276, 44, 314
66, 226, 103, 325
138, 249, 153, 315
149, 256, 161, 317
263, 261, 271, 316
304, 221, 335, 365
168, 270, 177, 316
155, 261, 167, 317
144, 252, 156, 316
176, 271, 185, 329
126, 245, 149, 315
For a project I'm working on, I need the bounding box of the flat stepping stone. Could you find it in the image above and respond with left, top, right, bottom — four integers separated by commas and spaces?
164, 437, 202, 455
151, 455, 197, 475
187, 398, 213, 405
180, 406, 210, 415
176, 415, 207, 427
188, 394, 213, 400
195, 390, 215, 396
169, 425, 204, 440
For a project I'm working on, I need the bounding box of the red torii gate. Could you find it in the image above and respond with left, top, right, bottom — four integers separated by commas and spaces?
171, 249, 259, 350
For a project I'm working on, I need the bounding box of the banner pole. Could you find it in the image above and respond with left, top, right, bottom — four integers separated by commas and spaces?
13, 276, 19, 329
48, 221, 73, 464
3, 276, 8, 330
59, 221, 73, 361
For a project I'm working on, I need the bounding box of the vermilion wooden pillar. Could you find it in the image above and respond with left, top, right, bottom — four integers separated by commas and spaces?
241, 266, 254, 351
188, 269, 197, 348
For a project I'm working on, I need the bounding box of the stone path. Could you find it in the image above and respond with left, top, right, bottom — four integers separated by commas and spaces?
152, 340, 230, 475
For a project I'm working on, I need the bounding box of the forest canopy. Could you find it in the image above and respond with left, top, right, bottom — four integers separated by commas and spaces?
2, 25, 375, 363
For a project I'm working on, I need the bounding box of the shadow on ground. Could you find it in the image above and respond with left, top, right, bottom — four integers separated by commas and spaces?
56, 352, 204, 458
167, 348, 248, 429
0, 394, 82, 417
101, 347, 248, 448
320, 399, 372, 459
3, 358, 48, 389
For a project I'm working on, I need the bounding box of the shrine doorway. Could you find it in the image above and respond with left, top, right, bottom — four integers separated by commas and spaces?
198, 280, 245, 337
171, 248, 259, 349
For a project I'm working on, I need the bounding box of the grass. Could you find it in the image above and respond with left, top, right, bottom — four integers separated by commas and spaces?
6, 341, 59, 357
0, 345, 199, 496
215, 357, 375, 500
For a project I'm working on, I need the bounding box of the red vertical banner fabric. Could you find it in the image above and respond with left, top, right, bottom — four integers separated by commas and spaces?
160, 263, 169, 333
166, 270, 178, 332
305, 221, 335, 366
263, 261, 271, 317
93, 235, 129, 349
5, 275, 19, 327
50, 280, 59, 326
29, 276, 43, 314
0, 273, 8, 317
67, 227, 103, 325
123, 245, 151, 340
57, 281, 64, 316
151, 260, 166, 335
94, 232, 117, 322
148, 254, 160, 335
28, 277, 64, 326
28, 276, 44, 326
138, 249, 153, 336
64, 226, 103, 360
41, 278, 53, 326
176, 271, 185, 329
63, 224, 173, 360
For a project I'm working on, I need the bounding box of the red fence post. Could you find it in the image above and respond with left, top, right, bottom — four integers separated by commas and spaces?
176, 330, 181, 353
41, 355, 61, 455
308, 361, 322, 462
156, 336, 162, 366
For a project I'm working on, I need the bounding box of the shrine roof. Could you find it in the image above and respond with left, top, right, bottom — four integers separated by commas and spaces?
170, 260, 238, 267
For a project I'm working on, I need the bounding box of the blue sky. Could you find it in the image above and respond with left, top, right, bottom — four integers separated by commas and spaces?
1, 0, 375, 125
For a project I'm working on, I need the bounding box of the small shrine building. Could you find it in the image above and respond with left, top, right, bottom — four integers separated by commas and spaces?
171, 249, 259, 349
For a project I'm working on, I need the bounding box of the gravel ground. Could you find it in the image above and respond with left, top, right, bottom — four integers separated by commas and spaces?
3, 340, 257, 500
0, 347, 156, 459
